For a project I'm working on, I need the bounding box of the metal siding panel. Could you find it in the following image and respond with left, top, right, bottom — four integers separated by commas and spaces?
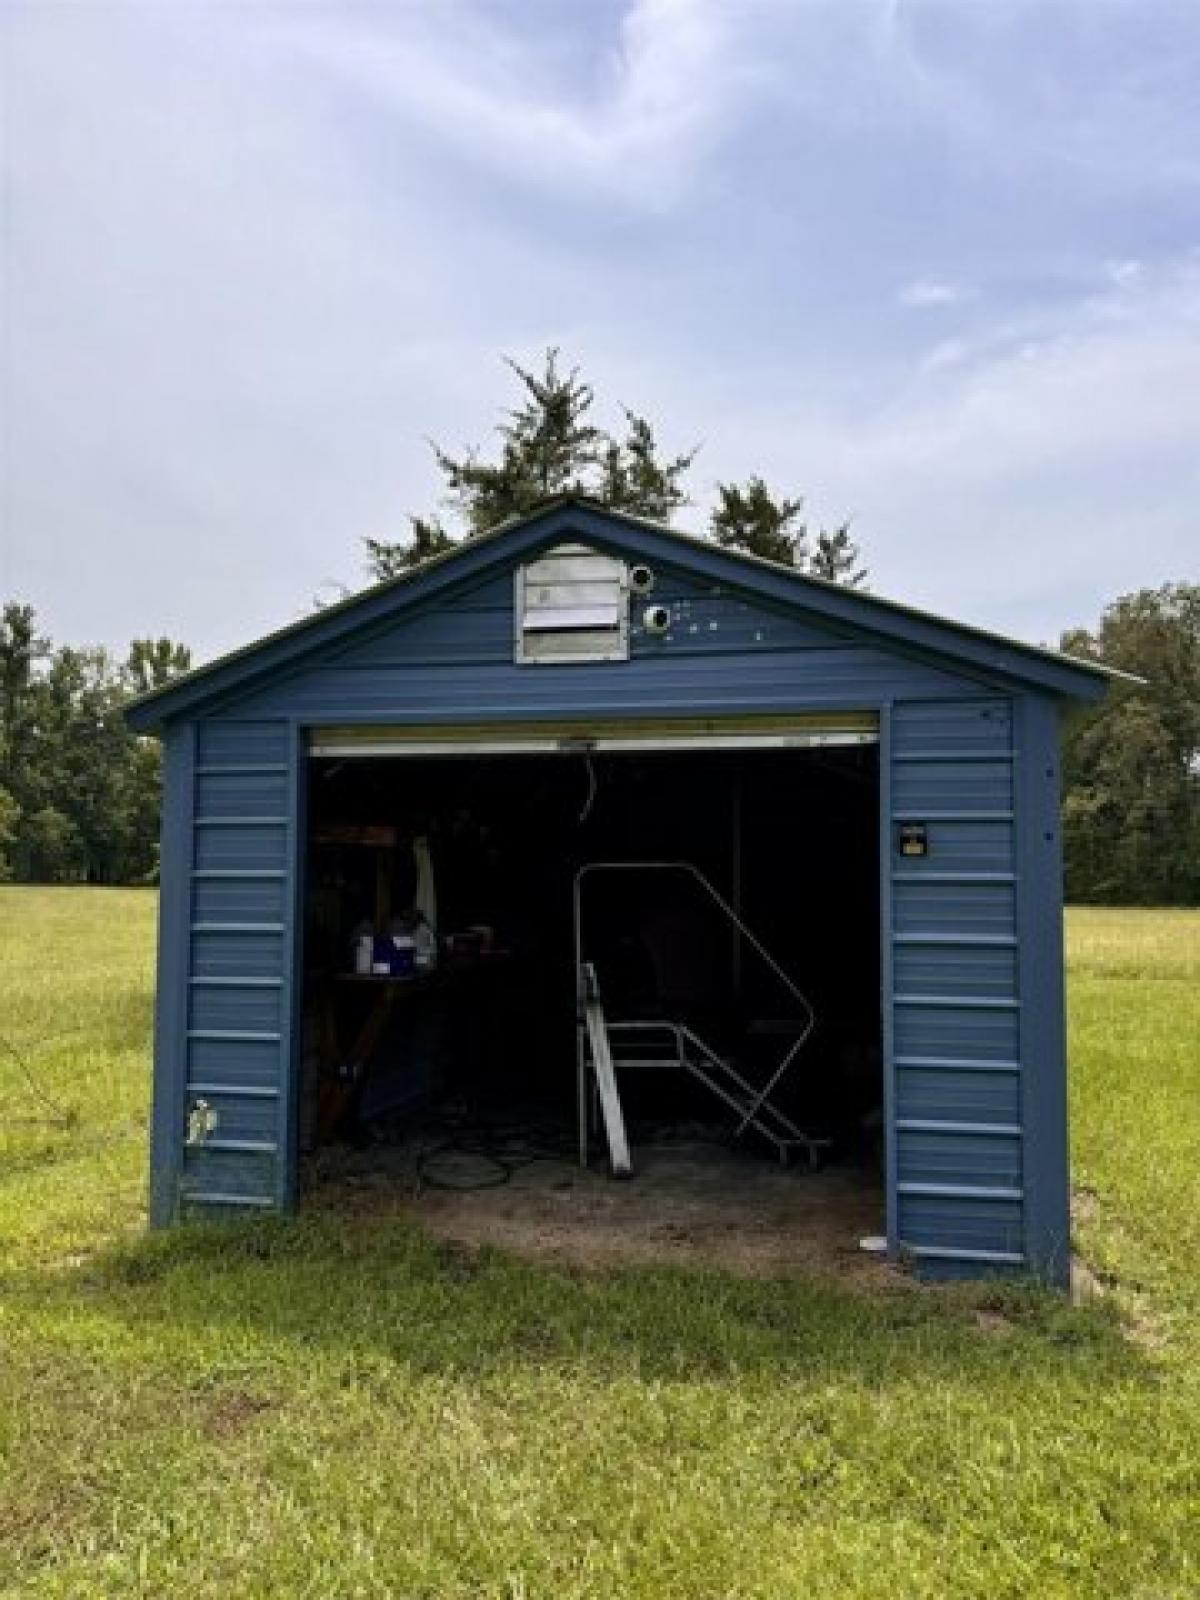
897, 1130, 1023, 1189
188, 1035, 283, 1091
894, 1004, 1019, 1063
432, 572, 515, 611
175, 717, 293, 1219
196, 722, 290, 766
1015, 695, 1071, 1285
889, 695, 1027, 1274
341, 606, 513, 667
195, 770, 288, 817
892, 758, 1014, 813
194, 826, 288, 872
899, 1194, 1025, 1257
192, 929, 285, 978
181, 1147, 275, 1204
192, 876, 287, 923
894, 943, 1018, 997
891, 820, 1014, 873
891, 700, 1013, 753
189, 982, 283, 1034
224, 647, 980, 723
893, 881, 1016, 937
629, 593, 854, 656
895, 1066, 1020, 1125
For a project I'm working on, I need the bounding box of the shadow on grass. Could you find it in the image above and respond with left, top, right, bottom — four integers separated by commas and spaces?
28, 1206, 1150, 1396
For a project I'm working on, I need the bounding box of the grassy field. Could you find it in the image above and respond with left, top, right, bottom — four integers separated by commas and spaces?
0, 888, 1197, 1598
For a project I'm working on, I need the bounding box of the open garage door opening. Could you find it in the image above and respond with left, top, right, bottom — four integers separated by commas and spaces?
298, 727, 884, 1264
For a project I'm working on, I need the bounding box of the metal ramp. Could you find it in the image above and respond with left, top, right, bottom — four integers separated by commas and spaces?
578, 963, 632, 1176
574, 862, 829, 1173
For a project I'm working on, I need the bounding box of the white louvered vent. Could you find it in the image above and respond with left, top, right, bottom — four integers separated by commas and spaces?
515, 544, 629, 664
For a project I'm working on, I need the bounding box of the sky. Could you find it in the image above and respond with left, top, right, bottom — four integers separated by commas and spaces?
2, 0, 1198, 663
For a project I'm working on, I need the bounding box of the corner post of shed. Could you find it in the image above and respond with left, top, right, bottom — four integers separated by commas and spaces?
876, 700, 899, 1261
1015, 693, 1071, 1286
277, 722, 307, 1213
149, 720, 196, 1227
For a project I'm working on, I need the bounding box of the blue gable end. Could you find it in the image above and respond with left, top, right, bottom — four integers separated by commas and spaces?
210, 551, 993, 727
126, 498, 1111, 733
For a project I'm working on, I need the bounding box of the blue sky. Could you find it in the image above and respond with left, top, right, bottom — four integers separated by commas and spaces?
3, 0, 1198, 661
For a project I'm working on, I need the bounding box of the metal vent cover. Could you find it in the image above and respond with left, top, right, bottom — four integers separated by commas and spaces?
515, 544, 629, 664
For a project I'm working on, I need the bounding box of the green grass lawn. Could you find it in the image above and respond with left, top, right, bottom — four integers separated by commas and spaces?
1, 889, 1197, 1598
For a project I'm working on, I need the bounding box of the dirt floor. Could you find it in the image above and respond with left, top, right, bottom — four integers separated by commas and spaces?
307, 1133, 898, 1284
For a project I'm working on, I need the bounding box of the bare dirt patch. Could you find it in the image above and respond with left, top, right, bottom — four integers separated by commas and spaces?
311, 1138, 903, 1287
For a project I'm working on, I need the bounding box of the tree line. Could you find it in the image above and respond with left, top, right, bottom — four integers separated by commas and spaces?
1, 352, 1194, 902
1061, 583, 1199, 905
0, 608, 190, 883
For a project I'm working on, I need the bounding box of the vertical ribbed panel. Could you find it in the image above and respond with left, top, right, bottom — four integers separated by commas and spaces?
182, 719, 292, 1209
889, 699, 1024, 1271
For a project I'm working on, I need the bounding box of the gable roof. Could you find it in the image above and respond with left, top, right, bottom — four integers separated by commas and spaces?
125, 495, 1116, 732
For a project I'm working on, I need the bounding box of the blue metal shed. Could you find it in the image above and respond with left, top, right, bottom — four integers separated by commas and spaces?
126, 497, 1111, 1284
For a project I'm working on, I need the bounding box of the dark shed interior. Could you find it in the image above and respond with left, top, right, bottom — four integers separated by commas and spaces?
299, 744, 884, 1229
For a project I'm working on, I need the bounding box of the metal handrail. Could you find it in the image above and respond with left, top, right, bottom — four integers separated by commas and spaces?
574, 859, 814, 1023
572, 860, 817, 1136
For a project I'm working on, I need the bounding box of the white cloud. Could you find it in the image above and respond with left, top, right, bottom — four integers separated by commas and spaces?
918, 339, 969, 373
270, 0, 747, 211
705, 256, 1200, 640
899, 279, 975, 309
1106, 258, 1143, 288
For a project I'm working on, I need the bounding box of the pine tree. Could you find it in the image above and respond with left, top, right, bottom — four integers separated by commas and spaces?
365, 351, 694, 577
809, 522, 868, 586
710, 478, 805, 566
709, 477, 866, 583
436, 352, 605, 536
365, 517, 456, 581
599, 411, 696, 523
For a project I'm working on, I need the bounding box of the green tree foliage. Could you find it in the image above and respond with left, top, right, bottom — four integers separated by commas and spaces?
599, 411, 695, 524
435, 352, 611, 536
367, 352, 698, 576
0, 602, 191, 884
365, 517, 456, 583
710, 477, 865, 583
1060, 582, 1200, 905
364, 351, 861, 581
0, 786, 19, 881
0, 604, 47, 802
125, 637, 193, 695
